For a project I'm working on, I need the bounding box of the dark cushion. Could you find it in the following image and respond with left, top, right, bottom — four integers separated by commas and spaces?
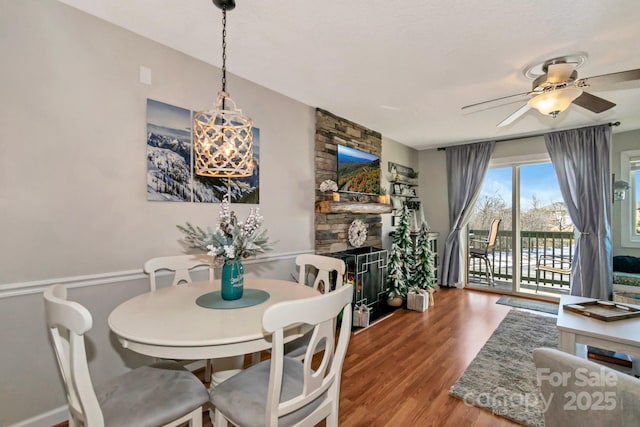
613, 256, 640, 274
96, 361, 209, 427
210, 356, 324, 427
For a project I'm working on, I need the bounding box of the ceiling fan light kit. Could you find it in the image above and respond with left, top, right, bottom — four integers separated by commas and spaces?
527, 86, 583, 117
463, 53, 640, 127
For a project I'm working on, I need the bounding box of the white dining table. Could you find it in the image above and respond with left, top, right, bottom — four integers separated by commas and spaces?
108, 278, 319, 383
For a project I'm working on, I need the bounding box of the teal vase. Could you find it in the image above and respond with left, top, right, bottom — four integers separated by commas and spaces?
221, 258, 244, 300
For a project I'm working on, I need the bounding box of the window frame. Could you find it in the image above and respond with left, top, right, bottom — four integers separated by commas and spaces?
620, 149, 640, 248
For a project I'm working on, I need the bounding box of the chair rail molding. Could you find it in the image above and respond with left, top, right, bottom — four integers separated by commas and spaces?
0, 250, 313, 299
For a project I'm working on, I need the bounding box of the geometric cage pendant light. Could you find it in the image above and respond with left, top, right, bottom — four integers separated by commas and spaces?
194, 0, 254, 178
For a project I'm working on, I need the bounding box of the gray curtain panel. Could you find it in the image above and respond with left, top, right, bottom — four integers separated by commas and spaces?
545, 125, 612, 299
441, 141, 495, 287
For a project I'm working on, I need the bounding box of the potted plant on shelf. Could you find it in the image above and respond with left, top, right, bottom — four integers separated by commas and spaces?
319, 179, 339, 201
379, 186, 390, 204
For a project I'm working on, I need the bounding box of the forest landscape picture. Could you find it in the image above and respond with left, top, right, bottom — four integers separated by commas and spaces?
146, 99, 260, 203
337, 144, 380, 194
146, 99, 192, 201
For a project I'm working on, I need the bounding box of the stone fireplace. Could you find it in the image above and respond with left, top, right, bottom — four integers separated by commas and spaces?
314, 109, 393, 326
314, 108, 386, 254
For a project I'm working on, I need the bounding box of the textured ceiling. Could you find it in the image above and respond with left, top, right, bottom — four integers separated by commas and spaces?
57, 0, 640, 149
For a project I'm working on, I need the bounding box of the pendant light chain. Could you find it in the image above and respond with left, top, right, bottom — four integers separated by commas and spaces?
221, 7, 227, 94
193, 1, 254, 179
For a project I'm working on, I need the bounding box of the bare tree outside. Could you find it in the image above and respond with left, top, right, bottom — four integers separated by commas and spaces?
469, 193, 573, 233
469, 192, 510, 231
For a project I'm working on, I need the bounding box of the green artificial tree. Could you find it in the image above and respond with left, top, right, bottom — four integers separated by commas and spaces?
386, 242, 406, 299
386, 204, 413, 299
413, 223, 436, 290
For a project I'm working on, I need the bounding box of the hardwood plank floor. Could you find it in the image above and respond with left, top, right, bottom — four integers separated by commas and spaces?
203, 288, 518, 427
333, 288, 518, 427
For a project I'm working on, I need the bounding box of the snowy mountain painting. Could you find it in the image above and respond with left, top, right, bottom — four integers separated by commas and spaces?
146, 98, 260, 204
146, 99, 192, 201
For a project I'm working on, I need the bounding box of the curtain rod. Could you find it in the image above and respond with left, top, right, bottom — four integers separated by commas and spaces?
436, 121, 621, 151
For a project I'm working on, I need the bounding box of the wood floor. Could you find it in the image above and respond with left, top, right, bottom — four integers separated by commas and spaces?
203, 288, 519, 427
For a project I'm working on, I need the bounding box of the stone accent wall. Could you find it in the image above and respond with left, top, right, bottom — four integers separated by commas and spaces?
315, 109, 383, 253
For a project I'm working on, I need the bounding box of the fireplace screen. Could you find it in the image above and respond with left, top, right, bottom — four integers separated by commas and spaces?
327, 247, 389, 323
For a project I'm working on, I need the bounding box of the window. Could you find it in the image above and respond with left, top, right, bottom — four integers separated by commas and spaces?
620, 149, 640, 248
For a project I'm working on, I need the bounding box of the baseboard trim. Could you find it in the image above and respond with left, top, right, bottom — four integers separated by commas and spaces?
0, 250, 313, 299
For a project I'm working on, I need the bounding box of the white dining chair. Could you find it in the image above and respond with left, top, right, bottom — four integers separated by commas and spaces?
210, 284, 354, 427
144, 254, 214, 291
144, 254, 215, 380
295, 253, 345, 294
284, 254, 346, 361
44, 284, 209, 427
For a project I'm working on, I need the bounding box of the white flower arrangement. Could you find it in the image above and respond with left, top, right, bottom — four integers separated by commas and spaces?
319, 179, 338, 192
177, 194, 274, 260
348, 219, 367, 248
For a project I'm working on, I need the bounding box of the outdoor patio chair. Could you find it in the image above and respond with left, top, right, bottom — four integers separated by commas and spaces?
469, 218, 501, 286
535, 254, 571, 293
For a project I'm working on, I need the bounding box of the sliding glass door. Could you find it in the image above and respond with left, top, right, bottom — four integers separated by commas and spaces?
467, 160, 573, 297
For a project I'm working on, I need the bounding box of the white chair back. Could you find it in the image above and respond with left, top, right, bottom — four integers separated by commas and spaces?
295, 254, 345, 294
44, 285, 103, 426
263, 284, 353, 426
144, 254, 214, 291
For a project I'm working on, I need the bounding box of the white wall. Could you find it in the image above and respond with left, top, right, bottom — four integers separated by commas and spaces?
0, 1, 315, 425
415, 148, 448, 277
0, 0, 316, 285
380, 136, 420, 250
611, 129, 640, 258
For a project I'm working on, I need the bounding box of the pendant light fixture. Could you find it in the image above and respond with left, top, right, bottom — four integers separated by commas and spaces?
194, 0, 254, 178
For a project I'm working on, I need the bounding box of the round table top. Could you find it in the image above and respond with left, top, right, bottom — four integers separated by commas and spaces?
108, 278, 319, 359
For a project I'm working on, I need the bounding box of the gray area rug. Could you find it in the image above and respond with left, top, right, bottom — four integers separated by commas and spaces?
496, 295, 559, 315
450, 309, 558, 426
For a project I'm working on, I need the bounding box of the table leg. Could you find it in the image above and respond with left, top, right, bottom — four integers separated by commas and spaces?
558, 331, 576, 355
210, 355, 245, 387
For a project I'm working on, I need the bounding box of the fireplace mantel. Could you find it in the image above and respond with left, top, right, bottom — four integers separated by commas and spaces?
315, 200, 392, 214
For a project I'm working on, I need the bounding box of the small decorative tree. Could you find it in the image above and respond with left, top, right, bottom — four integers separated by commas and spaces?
413, 223, 436, 290
386, 204, 413, 301
386, 242, 406, 301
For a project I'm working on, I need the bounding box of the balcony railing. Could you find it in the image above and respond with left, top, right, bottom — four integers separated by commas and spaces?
468, 229, 574, 287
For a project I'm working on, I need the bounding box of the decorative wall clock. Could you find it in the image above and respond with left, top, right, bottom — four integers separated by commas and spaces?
348, 219, 367, 248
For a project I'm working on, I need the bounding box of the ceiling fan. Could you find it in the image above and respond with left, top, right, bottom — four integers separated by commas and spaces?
462, 54, 640, 127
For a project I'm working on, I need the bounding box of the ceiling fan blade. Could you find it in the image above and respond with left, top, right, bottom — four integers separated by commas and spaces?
462, 92, 530, 110
581, 68, 640, 86
572, 91, 616, 113
497, 103, 531, 127
547, 63, 577, 84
